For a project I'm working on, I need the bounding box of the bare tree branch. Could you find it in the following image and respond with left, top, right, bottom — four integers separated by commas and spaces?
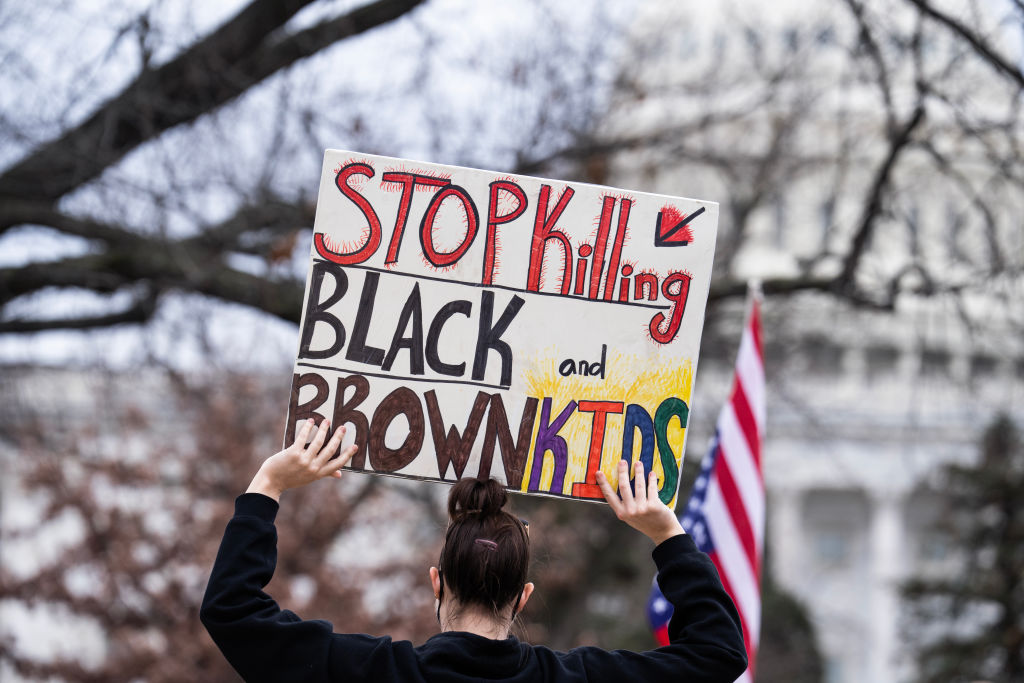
1, 194, 313, 256
842, 0, 895, 127
187, 198, 315, 253
0, 200, 143, 243
836, 102, 926, 292
918, 140, 1007, 274
709, 276, 834, 302
0, 291, 157, 333
0, 0, 425, 203
906, 0, 1024, 89
709, 274, 896, 311
0, 245, 303, 325
0, 255, 131, 303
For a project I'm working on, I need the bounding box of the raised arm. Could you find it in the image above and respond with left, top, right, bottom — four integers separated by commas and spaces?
577, 460, 748, 683
200, 420, 359, 682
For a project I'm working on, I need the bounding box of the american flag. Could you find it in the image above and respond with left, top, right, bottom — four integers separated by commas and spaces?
648, 291, 765, 683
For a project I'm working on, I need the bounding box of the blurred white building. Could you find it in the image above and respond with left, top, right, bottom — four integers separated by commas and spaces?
607, 1, 1024, 681
685, 301, 1022, 682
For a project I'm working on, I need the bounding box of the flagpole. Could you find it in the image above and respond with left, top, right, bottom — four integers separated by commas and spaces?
745, 279, 763, 325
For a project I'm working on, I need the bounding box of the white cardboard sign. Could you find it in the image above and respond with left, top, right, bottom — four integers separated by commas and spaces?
287, 150, 718, 506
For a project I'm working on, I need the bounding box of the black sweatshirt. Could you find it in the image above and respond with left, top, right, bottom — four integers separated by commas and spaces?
201, 493, 747, 683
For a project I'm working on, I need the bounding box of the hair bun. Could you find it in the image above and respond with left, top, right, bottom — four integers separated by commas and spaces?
448, 477, 508, 520
439, 477, 529, 616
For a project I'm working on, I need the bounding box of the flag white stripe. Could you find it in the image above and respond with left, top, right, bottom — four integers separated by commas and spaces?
705, 478, 761, 647
736, 332, 765, 435
735, 669, 753, 683
717, 404, 765, 551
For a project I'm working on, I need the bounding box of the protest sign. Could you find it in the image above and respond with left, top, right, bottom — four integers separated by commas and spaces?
286, 150, 718, 506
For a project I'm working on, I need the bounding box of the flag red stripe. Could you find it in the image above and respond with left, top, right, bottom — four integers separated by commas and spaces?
730, 380, 761, 470
713, 454, 761, 581
709, 550, 757, 678
749, 300, 763, 359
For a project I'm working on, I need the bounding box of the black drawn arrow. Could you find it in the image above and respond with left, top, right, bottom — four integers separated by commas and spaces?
654, 206, 705, 247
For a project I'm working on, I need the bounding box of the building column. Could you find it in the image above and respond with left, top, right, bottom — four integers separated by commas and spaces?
869, 494, 904, 683
770, 488, 802, 588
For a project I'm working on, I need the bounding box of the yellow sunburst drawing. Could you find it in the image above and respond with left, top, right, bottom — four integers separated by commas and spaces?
520, 348, 693, 508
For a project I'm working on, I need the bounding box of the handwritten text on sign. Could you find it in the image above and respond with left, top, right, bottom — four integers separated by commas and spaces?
287, 151, 718, 506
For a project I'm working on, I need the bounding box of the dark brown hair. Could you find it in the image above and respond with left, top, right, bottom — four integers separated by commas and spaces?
438, 478, 530, 620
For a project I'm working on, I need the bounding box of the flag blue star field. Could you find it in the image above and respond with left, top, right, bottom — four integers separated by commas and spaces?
647, 291, 764, 683
646, 432, 721, 643
681, 433, 721, 552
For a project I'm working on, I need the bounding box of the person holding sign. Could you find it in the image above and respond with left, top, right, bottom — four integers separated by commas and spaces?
201, 418, 747, 682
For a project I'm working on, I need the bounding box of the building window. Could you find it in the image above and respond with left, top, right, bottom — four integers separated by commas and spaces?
783, 25, 800, 52
815, 531, 850, 564
865, 345, 900, 382
802, 335, 842, 374
947, 201, 966, 262
773, 193, 788, 248
906, 490, 950, 569
743, 28, 761, 59
815, 24, 836, 46
802, 490, 869, 571
819, 197, 835, 249
916, 531, 949, 563
920, 348, 950, 376
715, 31, 729, 59
907, 203, 921, 259
765, 339, 790, 369
825, 656, 844, 683
970, 354, 998, 378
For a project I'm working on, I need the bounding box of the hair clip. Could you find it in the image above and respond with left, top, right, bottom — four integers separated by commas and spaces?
475, 538, 498, 551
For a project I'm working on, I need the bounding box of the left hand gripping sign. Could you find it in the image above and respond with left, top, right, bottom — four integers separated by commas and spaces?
286, 150, 719, 507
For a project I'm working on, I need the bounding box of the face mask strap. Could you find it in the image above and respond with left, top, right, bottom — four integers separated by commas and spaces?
436, 572, 444, 625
